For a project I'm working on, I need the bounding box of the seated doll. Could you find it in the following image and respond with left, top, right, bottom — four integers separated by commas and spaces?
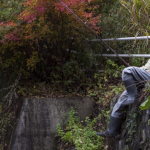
97, 59, 150, 138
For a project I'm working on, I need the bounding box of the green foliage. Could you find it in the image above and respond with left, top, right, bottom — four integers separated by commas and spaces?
100, 84, 125, 106
110, 84, 125, 95
139, 81, 150, 110
0, 113, 13, 135
100, 0, 124, 37
105, 58, 125, 77
0, 112, 14, 149
98, 0, 150, 68
123, 145, 130, 150
148, 119, 150, 126
126, 110, 137, 142
0, 0, 23, 21
101, 110, 110, 128
131, 58, 145, 67
0, 0, 103, 86
90, 69, 125, 107
17, 84, 40, 96
120, 0, 150, 35
56, 107, 102, 150
0, 0, 23, 39
62, 61, 84, 85
140, 96, 150, 110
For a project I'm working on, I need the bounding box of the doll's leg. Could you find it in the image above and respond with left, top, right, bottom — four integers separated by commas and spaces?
97, 66, 150, 138
97, 90, 128, 138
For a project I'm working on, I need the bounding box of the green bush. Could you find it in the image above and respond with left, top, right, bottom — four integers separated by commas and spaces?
56, 107, 103, 150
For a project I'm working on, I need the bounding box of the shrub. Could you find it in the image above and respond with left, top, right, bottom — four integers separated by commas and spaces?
56, 107, 103, 150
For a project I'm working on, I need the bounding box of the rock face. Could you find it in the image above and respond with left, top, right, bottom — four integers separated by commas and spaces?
110, 94, 150, 150
8, 97, 94, 150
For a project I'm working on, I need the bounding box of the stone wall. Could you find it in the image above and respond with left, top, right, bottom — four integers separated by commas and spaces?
8, 97, 94, 150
